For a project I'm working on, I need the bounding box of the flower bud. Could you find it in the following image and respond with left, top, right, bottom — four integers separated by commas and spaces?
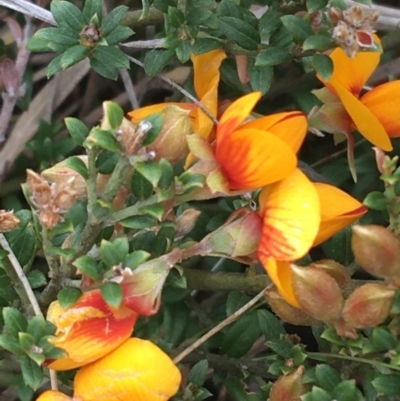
0, 210, 20, 232
309, 259, 350, 291
176, 208, 201, 239
265, 287, 321, 326
352, 225, 400, 279
26, 169, 52, 206
342, 283, 395, 328
269, 366, 307, 401
147, 105, 192, 165
292, 265, 344, 324
36, 390, 72, 401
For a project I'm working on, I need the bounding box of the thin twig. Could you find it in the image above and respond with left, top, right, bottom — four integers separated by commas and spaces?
121, 39, 165, 48
126, 55, 219, 125
0, 0, 55, 25
119, 69, 139, 109
173, 289, 266, 364
0, 234, 42, 316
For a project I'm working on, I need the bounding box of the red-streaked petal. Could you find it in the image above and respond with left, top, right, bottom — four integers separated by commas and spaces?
217, 92, 261, 142
127, 103, 197, 125
313, 183, 367, 246
330, 80, 393, 151
215, 127, 297, 190
242, 111, 308, 153
258, 169, 320, 261
361, 81, 400, 137
36, 391, 72, 401
320, 47, 381, 95
46, 290, 138, 371
260, 257, 300, 307
74, 338, 181, 401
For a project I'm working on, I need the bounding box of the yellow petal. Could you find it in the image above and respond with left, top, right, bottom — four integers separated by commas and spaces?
36, 390, 72, 401
217, 92, 261, 141
242, 111, 308, 153
361, 80, 400, 137
313, 183, 367, 246
127, 103, 197, 125
260, 258, 300, 307
330, 80, 393, 151
74, 338, 181, 401
321, 47, 381, 95
258, 169, 320, 261
215, 127, 297, 190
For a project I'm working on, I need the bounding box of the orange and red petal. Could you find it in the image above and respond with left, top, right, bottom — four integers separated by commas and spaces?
215, 127, 297, 190
260, 258, 300, 307
258, 169, 320, 261
242, 111, 308, 153
330, 81, 393, 151
313, 183, 367, 246
73, 338, 181, 401
321, 46, 381, 96
361, 80, 400, 138
36, 390, 73, 401
217, 92, 262, 142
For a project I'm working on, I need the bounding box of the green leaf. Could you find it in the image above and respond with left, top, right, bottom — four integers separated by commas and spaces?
142, 113, 164, 145
101, 5, 129, 37
310, 386, 332, 401
8, 225, 36, 267
312, 54, 333, 81
178, 172, 206, 193
27, 270, 47, 289
257, 310, 286, 340
51, 1, 86, 31
103, 101, 124, 129
57, 287, 82, 308
371, 326, 395, 351
192, 38, 223, 55
225, 376, 249, 401
158, 159, 174, 190
0, 333, 24, 354
27, 315, 46, 343
256, 47, 292, 66
219, 16, 259, 50
60, 45, 90, 69
90, 56, 118, 80
372, 374, 400, 395
96, 150, 118, 174
119, 215, 157, 229
136, 162, 162, 187
34, 27, 79, 46
175, 40, 191, 63
101, 239, 125, 267
141, 0, 151, 19
92, 200, 113, 220
3, 307, 28, 336
188, 360, 208, 387
65, 117, 89, 145
92, 45, 129, 70
303, 35, 333, 51
20, 355, 43, 390
124, 250, 151, 270
167, 6, 185, 28
144, 49, 175, 77
19, 332, 35, 352
73, 255, 101, 280
331, 226, 354, 265
46, 54, 63, 78
82, 0, 103, 25
63, 155, 89, 179
250, 64, 273, 95
280, 15, 314, 42
104, 26, 134, 46
26, 37, 51, 52
315, 364, 341, 391
259, 10, 283, 42
131, 169, 154, 199
101, 282, 123, 309
138, 204, 164, 220
363, 191, 386, 210
306, 0, 329, 11
332, 380, 363, 401
85, 128, 120, 152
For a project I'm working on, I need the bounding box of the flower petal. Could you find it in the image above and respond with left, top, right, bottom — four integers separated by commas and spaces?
216, 127, 297, 190
242, 111, 308, 153
36, 390, 72, 401
321, 47, 381, 95
74, 338, 181, 401
361, 80, 400, 138
261, 258, 300, 307
217, 92, 262, 141
330, 80, 393, 151
258, 169, 320, 261
313, 183, 367, 246
46, 290, 138, 370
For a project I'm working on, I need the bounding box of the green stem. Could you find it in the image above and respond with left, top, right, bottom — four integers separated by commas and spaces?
110, 194, 160, 222
121, 7, 164, 28
101, 157, 131, 204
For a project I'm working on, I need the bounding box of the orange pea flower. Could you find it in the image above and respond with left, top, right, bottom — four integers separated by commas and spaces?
316, 44, 400, 152
258, 170, 367, 307
46, 289, 138, 370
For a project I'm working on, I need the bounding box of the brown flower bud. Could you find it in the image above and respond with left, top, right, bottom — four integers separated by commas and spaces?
269, 366, 307, 401
334, 318, 359, 339
309, 259, 350, 291
176, 209, 201, 239
0, 210, 20, 232
39, 210, 61, 229
147, 105, 192, 164
265, 287, 321, 326
342, 283, 395, 328
292, 266, 344, 324
26, 169, 52, 206
53, 185, 77, 212
352, 225, 400, 279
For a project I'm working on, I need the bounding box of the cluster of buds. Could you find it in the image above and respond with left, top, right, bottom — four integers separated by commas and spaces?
265, 248, 396, 339
0, 210, 20, 232
328, 5, 379, 57
26, 169, 77, 229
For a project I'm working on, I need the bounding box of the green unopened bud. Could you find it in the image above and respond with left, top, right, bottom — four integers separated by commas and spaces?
292, 266, 344, 324
352, 225, 400, 279
269, 366, 307, 401
310, 259, 350, 291
265, 287, 321, 326
342, 283, 395, 328
147, 105, 192, 165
